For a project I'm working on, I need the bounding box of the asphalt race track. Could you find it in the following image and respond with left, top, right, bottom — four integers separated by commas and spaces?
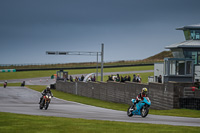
0, 87, 200, 127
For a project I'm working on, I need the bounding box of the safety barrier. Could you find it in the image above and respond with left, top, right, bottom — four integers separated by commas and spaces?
180, 98, 200, 110
0, 69, 16, 72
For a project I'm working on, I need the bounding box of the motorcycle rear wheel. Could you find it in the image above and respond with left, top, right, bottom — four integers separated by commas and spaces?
39, 99, 45, 109
127, 106, 134, 117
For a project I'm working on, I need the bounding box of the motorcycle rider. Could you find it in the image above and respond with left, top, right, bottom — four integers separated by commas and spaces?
39, 86, 53, 104
132, 87, 148, 110
4, 80, 7, 88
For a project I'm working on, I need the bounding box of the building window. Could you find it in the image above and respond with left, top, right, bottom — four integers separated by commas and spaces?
190, 30, 200, 40
177, 61, 185, 75
165, 58, 194, 77
186, 61, 192, 74
192, 52, 197, 64
169, 60, 176, 75
184, 50, 200, 65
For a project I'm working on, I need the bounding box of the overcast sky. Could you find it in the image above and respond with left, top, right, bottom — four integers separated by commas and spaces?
1, 0, 200, 64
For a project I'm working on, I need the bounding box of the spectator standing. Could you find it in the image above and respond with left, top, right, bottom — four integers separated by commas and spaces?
70, 75, 73, 82
127, 75, 131, 82
88, 76, 92, 82
158, 75, 162, 83
132, 74, 136, 82
136, 74, 141, 83
107, 75, 113, 81
81, 75, 85, 81
124, 76, 127, 81
116, 74, 120, 82
92, 75, 96, 82
75, 77, 79, 82
120, 76, 124, 82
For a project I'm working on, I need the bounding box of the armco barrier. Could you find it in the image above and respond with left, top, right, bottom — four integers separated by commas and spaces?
56, 81, 199, 110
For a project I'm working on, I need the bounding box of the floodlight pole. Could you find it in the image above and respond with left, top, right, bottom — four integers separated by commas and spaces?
101, 43, 104, 82
96, 52, 98, 81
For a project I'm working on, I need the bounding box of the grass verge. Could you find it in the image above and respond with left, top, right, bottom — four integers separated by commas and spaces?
0, 112, 199, 133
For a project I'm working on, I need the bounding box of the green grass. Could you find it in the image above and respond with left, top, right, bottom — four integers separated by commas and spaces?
0, 65, 154, 80
27, 85, 200, 118
0, 112, 199, 133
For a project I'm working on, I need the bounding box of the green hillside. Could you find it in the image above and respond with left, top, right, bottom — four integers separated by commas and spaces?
145, 51, 173, 60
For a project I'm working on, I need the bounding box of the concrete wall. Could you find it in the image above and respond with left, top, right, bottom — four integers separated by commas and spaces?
56, 81, 196, 110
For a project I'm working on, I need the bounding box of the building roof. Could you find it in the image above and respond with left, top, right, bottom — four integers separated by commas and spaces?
176, 24, 200, 30
165, 40, 200, 49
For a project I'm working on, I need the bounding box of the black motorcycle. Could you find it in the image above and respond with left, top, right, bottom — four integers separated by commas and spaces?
39, 93, 52, 110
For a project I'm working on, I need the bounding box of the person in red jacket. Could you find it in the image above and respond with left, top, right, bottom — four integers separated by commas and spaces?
132, 88, 148, 110
136, 88, 148, 102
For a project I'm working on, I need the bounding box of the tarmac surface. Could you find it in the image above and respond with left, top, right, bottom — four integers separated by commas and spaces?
0, 86, 200, 127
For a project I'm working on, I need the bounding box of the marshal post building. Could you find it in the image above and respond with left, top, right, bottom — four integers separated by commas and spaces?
154, 24, 200, 83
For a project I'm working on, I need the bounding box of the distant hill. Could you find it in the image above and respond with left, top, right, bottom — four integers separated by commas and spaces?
144, 51, 173, 60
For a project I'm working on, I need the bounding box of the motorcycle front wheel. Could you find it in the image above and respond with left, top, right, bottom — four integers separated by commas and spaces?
127, 106, 134, 117
141, 106, 149, 118
45, 101, 49, 110
39, 105, 43, 109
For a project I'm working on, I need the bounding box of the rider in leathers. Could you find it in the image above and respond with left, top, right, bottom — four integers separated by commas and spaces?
39, 86, 53, 104
132, 88, 148, 110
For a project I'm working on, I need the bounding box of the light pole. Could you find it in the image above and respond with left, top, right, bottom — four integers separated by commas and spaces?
46, 43, 104, 81
101, 43, 104, 82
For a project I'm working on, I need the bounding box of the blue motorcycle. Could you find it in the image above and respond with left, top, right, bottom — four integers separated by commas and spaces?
127, 97, 151, 118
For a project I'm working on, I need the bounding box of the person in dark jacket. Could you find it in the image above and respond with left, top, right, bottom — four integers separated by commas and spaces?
158, 75, 162, 83
132, 74, 136, 82
39, 86, 53, 104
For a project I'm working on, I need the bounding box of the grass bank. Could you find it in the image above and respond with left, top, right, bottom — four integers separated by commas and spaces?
0, 112, 199, 133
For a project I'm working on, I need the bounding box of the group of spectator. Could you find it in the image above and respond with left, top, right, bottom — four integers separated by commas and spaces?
69, 75, 85, 82
69, 75, 96, 82
107, 74, 142, 83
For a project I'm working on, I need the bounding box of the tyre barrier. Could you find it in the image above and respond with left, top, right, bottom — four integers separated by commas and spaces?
179, 98, 200, 110
0, 69, 16, 72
